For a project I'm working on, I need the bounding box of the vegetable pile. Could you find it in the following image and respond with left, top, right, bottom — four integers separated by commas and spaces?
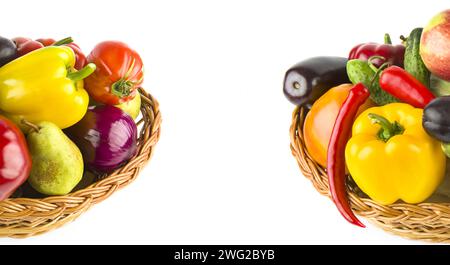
0, 36, 146, 200
284, 9, 450, 227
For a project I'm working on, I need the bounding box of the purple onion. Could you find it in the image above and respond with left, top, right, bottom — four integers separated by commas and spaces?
65, 105, 137, 173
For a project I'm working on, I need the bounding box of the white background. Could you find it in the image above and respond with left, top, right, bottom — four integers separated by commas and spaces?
0, 0, 448, 245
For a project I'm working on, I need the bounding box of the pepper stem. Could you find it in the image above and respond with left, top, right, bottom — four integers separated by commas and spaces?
52, 37, 74, 46
368, 113, 404, 142
67, 63, 96, 82
384, 33, 392, 44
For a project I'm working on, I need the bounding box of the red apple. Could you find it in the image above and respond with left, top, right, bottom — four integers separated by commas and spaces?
420, 9, 450, 81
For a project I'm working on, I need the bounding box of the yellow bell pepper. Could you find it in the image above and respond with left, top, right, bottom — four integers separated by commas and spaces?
345, 103, 446, 205
0, 46, 96, 130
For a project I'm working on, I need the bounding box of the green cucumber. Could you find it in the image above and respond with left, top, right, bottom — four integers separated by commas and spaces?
346, 59, 398, 105
404, 27, 430, 87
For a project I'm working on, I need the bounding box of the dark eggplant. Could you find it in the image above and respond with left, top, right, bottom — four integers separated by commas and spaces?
65, 105, 138, 173
423, 96, 450, 142
0, 36, 17, 67
283, 56, 350, 106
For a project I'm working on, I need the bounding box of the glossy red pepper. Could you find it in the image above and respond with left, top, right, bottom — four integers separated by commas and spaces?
327, 83, 368, 228
379, 66, 435, 108
349, 34, 405, 68
0, 116, 32, 200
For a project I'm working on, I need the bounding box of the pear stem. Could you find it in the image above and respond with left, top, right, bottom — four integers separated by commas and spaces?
21, 119, 40, 133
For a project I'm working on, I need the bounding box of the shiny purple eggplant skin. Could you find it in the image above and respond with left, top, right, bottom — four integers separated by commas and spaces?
65, 105, 137, 173
283, 56, 350, 106
0, 36, 17, 67
423, 96, 450, 143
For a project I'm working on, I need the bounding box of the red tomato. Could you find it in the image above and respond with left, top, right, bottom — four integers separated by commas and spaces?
84, 41, 144, 105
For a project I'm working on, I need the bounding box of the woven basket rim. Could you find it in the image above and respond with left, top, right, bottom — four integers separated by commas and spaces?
0, 87, 161, 238
290, 106, 450, 243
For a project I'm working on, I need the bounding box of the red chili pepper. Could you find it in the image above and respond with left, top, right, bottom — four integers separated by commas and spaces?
349, 33, 405, 68
379, 66, 435, 108
327, 83, 369, 228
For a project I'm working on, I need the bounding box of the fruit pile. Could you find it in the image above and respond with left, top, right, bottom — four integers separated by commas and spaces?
0, 36, 145, 200
284, 9, 450, 227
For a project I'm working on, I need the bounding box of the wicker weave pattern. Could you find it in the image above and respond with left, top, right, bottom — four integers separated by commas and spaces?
0, 88, 161, 238
290, 106, 450, 243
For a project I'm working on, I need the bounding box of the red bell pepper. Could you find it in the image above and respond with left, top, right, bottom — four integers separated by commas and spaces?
379, 66, 435, 108
0, 116, 31, 200
327, 83, 369, 228
349, 33, 405, 68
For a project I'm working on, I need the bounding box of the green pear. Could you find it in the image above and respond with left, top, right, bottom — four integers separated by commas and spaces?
115, 92, 141, 120
27, 121, 83, 195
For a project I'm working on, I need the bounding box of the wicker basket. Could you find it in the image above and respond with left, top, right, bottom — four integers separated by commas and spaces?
0, 87, 161, 238
290, 106, 450, 243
